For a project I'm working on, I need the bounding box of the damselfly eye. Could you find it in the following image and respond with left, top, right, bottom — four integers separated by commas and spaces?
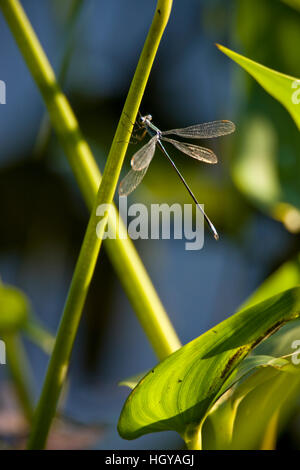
147, 114, 153, 121
139, 115, 146, 124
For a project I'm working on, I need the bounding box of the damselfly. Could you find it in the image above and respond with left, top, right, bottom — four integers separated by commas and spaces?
119, 114, 235, 240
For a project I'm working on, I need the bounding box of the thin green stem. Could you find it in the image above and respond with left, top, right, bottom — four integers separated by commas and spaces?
184, 422, 203, 450
23, 320, 55, 355
0, 0, 175, 449
0, 278, 33, 423
4, 333, 34, 423
0, 0, 180, 362
33, 0, 84, 159
260, 410, 279, 450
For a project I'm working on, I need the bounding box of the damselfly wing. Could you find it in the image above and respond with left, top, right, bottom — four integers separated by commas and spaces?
119, 117, 235, 194
118, 115, 235, 239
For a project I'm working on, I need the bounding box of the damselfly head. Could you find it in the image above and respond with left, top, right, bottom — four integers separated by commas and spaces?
141, 114, 152, 123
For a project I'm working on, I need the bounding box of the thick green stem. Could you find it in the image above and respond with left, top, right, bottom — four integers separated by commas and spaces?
0, 0, 176, 449
0, 0, 180, 362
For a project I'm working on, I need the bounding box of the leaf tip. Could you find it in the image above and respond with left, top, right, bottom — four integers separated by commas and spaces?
215, 43, 225, 52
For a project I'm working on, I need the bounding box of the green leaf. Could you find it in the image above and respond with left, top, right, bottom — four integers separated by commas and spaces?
119, 354, 293, 394
204, 253, 300, 450
195, 319, 300, 449
0, 284, 30, 333
120, 251, 300, 391
281, 0, 300, 12
232, 117, 281, 209
217, 45, 300, 232
217, 44, 300, 130
204, 367, 290, 449
118, 287, 300, 443
206, 361, 300, 450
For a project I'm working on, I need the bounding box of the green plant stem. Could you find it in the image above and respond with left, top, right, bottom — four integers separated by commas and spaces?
33, 0, 84, 159
4, 333, 34, 423
23, 320, 55, 355
0, 0, 175, 449
260, 410, 279, 450
0, 0, 180, 361
184, 422, 203, 450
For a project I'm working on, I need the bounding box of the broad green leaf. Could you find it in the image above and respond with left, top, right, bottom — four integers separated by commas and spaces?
119, 355, 293, 393
204, 252, 300, 450
118, 287, 300, 443
217, 45, 300, 232
208, 318, 300, 419
217, 44, 300, 130
204, 366, 300, 450
120, 251, 300, 391
0, 284, 30, 333
204, 367, 281, 450
232, 371, 300, 449
209, 364, 300, 450
221, 353, 296, 389
203, 319, 300, 450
